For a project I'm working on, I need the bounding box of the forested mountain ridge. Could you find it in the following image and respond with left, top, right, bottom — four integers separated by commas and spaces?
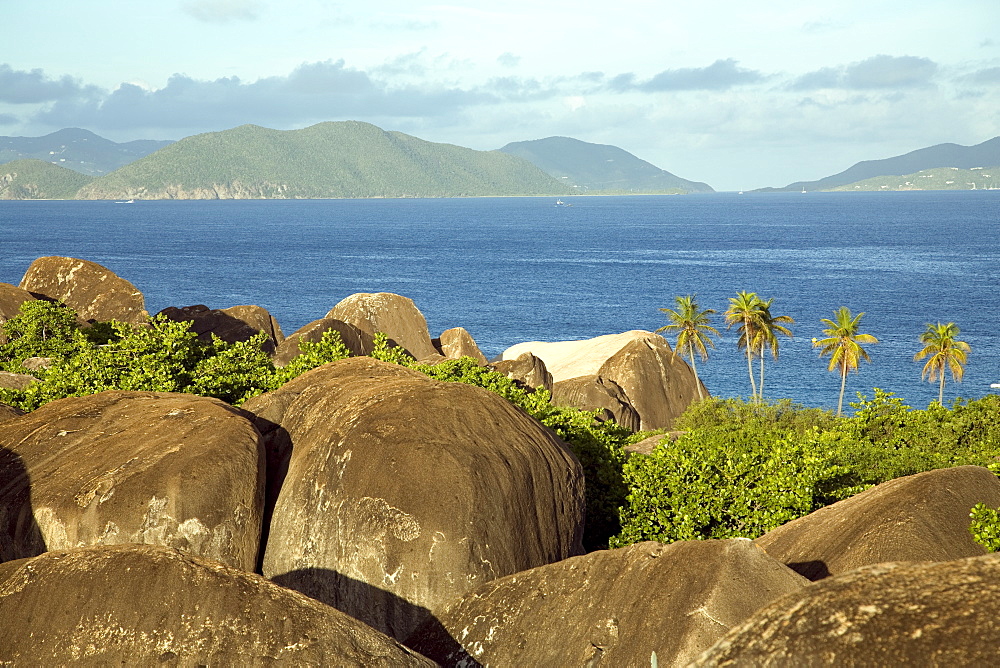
75, 122, 574, 200
758, 136, 1000, 192
0, 128, 172, 176
499, 136, 714, 194
0, 159, 95, 199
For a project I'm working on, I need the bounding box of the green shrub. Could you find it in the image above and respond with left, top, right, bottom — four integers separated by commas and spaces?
611, 424, 847, 546
969, 503, 1000, 552
1, 299, 83, 367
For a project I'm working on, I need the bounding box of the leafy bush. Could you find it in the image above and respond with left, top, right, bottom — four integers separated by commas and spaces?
969, 503, 1000, 552
0, 302, 351, 410
612, 422, 847, 546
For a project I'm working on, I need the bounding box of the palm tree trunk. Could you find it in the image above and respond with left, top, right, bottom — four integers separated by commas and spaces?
759, 354, 766, 402
837, 366, 848, 416
689, 348, 704, 400
939, 373, 945, 405
744, 315, 757, 399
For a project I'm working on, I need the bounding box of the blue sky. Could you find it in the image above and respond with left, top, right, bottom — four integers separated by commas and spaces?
2, 0, 998, 190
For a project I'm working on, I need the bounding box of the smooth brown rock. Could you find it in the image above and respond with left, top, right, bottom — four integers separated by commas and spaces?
272, 316, 374, 366
327, 292, 437, 360
692, 553, 1000, 667
159, 303, 285, 353
408, 539, 808, 667
755, 465, 1000, 581
501, 331, 706, 430
0, 371, 37, 391
245, 357, 585, 642
0, 403, 23, 423
0, 391, 264, 570
552, 374, 641, 431
0, 544, 434, 666
18, 256, 149, 324
491, 351, 554, 394
435, 327, 488, 365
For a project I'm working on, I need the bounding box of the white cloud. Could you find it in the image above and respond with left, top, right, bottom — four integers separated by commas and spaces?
180, 0, 264, 24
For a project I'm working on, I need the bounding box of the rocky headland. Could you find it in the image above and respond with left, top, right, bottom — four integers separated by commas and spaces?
2, 256, 1000, 665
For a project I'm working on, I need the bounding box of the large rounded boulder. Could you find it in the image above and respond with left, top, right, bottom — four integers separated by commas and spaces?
19, 256, 149, 324
326, 292, 437, 360
693, 553, 1000, 666
755, 465, 1000, 580
0, 391, 264, 570
434, 327, 488, 364
501, 331, 706, 430
272, 316, 374, 366
244, 357, 586, 641
159, 303, 285, 353
409, 538, 808, 666
0, 544, 433, 666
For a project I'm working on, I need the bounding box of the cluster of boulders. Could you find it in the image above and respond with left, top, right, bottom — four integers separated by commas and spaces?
2, 256, 1000, 665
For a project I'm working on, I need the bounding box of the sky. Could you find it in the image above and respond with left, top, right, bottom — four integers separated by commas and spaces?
2, 0, 998, 191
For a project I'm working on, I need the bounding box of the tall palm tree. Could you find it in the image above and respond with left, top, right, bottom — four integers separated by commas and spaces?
814, 306, 879, 416
753, 298, 794, 401
914, 321, 971, 404
656, 294, 720, 400
724, 291, 764, 400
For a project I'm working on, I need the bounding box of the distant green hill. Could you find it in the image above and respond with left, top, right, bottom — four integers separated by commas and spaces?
830, 166, 1000, 192
0, 159, 95, 199
757, 136, 1000, 192
498, 136, 714, 194
76, 122, 573, 200
0, 128, 172, 177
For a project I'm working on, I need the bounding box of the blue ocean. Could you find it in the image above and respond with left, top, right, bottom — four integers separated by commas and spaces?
1, 192, 998, 411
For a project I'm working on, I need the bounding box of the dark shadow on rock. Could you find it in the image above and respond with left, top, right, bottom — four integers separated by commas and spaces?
787, 560, 831, 581
271, 567, 474, 663
0, 445, 45, 563
248, 415, 293, 575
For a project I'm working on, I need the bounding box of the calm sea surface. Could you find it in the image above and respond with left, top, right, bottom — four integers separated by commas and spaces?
1, 192, 998, 411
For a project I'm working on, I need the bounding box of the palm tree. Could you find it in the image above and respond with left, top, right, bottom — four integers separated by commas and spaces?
724, 291, 764, 400
656, 295, 720, 400
814, 306, 879, 416
914, 321, 971, 404
753, 298, 794, 400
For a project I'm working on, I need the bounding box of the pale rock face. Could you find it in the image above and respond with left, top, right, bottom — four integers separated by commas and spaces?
0, 391, 264, 571
326, 292, 437, 360
501, 330, 706, 429
408, 539, 809, 667
755, 465, 1000, 580
19, 256, 149, 325
245, 357, 586, 642
435, 327, 488, 365
0, 544, 435, 666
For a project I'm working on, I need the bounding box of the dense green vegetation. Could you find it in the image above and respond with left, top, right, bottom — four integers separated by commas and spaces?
613, 391, 1000, 546
3, 300, 998, 552
0, 159, 94, 199
830, 166, 1000, 192
75, 121, 573, 200
499, 136, 714, 194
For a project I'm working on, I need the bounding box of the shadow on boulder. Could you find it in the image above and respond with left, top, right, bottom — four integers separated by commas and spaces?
271, 567, 474, 662
0, 445, 45, 563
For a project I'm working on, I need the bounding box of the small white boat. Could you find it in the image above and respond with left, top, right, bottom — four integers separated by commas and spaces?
555, 199, 572, 207
114, 199, 134, 204
991, 383, 1000, 389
